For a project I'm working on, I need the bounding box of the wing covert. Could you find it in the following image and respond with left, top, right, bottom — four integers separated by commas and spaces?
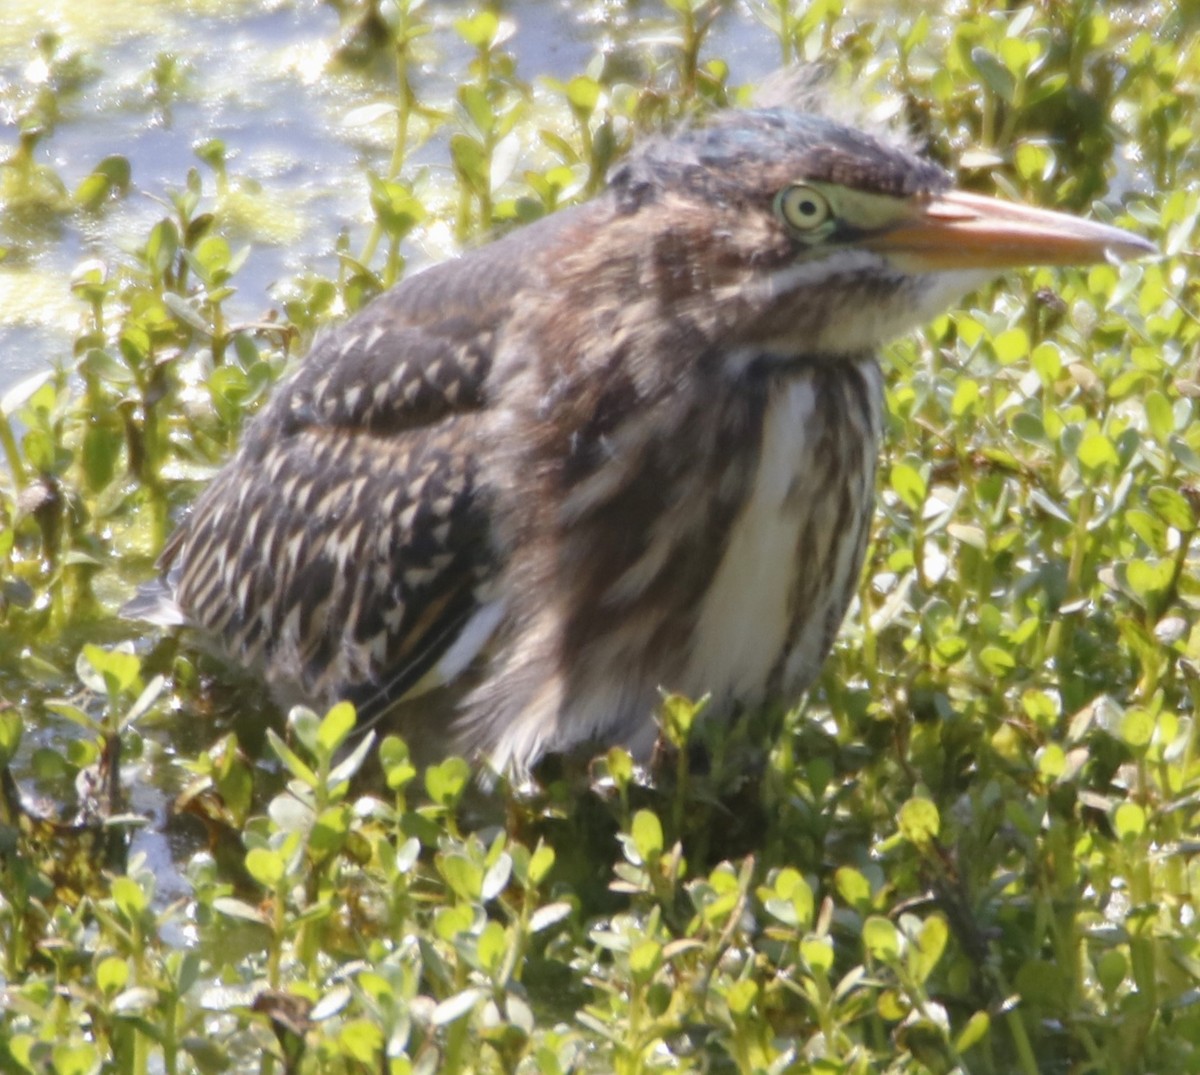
166, 413, 494, 722
157, 243, 528, 719
152, 204, 588, 723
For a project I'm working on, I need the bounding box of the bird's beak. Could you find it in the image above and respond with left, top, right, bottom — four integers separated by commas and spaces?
865, 189, 1156, 271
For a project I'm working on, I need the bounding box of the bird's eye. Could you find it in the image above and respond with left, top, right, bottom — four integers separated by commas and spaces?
777, 184, 831, 232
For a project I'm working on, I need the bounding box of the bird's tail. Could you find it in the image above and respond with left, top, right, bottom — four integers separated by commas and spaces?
120, 576, 189, 628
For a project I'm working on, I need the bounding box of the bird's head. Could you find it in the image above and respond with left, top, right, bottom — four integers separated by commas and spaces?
600, 108, 1153, 364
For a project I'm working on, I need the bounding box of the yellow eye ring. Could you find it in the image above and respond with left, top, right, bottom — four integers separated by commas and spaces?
777, 184, 831, 232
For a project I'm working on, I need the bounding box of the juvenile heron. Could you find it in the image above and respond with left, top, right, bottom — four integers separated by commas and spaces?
139, 107, 1152, 773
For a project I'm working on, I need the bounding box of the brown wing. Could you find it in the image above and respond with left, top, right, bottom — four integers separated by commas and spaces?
159, 216, 572, 720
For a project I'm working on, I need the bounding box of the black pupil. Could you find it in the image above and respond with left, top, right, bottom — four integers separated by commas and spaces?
797, 198, 817, 217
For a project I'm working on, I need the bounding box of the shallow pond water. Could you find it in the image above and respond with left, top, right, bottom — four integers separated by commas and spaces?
0, 0, 781, 396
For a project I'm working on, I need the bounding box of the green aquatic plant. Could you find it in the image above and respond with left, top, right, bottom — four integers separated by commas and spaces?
1, 1, 1199, 1072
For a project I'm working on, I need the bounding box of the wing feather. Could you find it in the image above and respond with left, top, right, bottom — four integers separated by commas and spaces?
157, 223, 558, 719
154, 206, 587, 721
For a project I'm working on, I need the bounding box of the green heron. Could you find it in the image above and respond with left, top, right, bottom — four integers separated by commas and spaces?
134, 107, 1152, 773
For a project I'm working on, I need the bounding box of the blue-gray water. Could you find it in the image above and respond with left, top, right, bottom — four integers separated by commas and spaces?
0, 0, 781, 397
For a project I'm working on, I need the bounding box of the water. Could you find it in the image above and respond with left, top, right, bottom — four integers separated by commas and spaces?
0, 0, 779, 396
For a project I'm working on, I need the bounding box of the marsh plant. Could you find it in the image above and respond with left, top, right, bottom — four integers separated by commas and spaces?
2, 2, 1200, 1072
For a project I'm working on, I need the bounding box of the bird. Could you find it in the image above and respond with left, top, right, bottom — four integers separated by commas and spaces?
131, 104, 1153, 775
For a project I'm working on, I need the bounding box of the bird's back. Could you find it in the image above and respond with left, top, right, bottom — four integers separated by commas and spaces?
160, 207, 584, 729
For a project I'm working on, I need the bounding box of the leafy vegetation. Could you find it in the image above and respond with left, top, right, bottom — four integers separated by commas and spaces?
2, 0, 1200, 1072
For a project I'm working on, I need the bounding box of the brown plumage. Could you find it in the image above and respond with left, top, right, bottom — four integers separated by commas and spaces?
135, 108, 1152, 773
